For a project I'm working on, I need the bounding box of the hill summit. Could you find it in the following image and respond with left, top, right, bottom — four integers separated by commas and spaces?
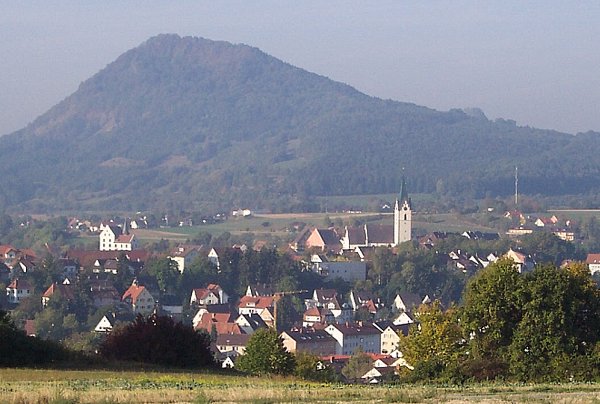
1, 34, 600, 213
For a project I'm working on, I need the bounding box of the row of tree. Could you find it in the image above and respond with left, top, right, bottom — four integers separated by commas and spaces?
400, 259, 600, 382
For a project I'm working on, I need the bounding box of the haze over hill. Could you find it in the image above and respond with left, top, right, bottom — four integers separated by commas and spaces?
1, 34, 600, 213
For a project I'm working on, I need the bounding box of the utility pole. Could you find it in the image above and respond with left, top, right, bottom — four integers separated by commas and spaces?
515, 166, 519, 207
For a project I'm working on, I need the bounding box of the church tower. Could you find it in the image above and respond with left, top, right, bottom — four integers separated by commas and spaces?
394, 176, 412, 245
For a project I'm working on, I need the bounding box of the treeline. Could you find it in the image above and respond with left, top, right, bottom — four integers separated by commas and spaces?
400, 259, 600, 382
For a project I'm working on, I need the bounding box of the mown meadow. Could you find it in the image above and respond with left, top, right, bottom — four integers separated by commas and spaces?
1, 368, 600, 403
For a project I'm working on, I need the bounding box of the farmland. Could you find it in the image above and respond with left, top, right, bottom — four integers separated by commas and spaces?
1, 368, 600, 403
122, 211, 499, 245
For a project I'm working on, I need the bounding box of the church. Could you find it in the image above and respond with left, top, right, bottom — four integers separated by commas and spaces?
340, 177, 412, 250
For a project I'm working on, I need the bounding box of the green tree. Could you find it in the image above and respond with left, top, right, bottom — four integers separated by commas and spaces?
508, 263, 600, 381
294, 351, 336, 382
99, 314, 214, 368
145, 257, 179, 294
274, 295, 300, 333
341, 348, 373, 382
236, 328, 296, 375
461, 258, 524, 360
398, 301, 463, 369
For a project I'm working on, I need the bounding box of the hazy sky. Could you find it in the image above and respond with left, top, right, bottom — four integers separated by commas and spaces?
1, 1, 600, 135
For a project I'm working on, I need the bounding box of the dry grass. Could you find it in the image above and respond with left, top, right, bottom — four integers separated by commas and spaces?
1, 369, 600, 403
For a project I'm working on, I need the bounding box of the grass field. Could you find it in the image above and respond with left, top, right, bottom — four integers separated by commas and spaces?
1, 368, 600, 403
125, 211, 498, 245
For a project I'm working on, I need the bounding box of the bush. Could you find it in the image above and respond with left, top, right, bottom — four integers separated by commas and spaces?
459, 358, 509, 381
99, 314, 215, 368
0, 310, 72, 367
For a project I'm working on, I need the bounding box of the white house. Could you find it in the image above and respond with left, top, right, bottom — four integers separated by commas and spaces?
587, 253, 600, 275
122, 281, 155, 315
190, 284, 229, 305
324, 322, 381, 355
168, 245, 201, 273
99, 224, 138, 251
6, 279, 32, 304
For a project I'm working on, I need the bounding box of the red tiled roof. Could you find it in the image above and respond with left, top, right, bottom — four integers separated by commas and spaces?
7, 279, 31, 290
346, 227, 366, 245
586, 253, 600, 264
238, 295, 274, 309
122, 284, 148, 304
42, 283, 75, 300
116, 234, 134, 243
197, 321, 242, 335
0, 245, 17, 255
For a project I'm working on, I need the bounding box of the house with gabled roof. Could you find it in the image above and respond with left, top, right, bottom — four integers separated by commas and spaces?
99, 223, 138, 251
374, 321, 411, 355
289, 226, 311, 252
235, 313, 267, 334
122, 280, 155, 315
190, 287, 219, 306
280, 328, 337, 355
302, 306, 333, 327
392, 311, 415, 326
324, 322, 381, 355
94, 311, 135, 333
245, 283, 273, 297
88, 279, 120, 307
195, 314, 243, 335
349, 290, 382, 312
238, 295, 274, 316
207, 246, 243, 269
41, 282, 75, 307
361, 366, 398, 384
586, 253, 600, 275
305, 228, 342, 253
6, 279, 32, 304
215, 334, 250, 358
504, 248, 535, 273
192, 304, 235, 328
168, 244, 202, 273
393, 292, 429, 313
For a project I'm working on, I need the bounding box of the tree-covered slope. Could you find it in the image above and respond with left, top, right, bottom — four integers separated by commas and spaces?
1, 34, 599, 213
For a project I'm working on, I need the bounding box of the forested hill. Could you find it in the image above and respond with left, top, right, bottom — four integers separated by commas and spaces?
1, 34, 600, 213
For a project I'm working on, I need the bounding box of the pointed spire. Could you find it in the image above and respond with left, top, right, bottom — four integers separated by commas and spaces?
399, 175, 409, 203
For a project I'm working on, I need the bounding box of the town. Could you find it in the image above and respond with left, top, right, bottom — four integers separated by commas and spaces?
2, 180, 599, 383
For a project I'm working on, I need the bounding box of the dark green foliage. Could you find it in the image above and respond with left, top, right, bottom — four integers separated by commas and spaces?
236, 328, 296, 375
294, 352, 337, 382
99, 313, 215, 368
1, 34, 600, 212
0, 310, 72, 366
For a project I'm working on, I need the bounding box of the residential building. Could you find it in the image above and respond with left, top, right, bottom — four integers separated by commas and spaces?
122, 280, 155, 315
99, 223, 138, 251
280, 329, 337, 355
6, 279, 32, 304
325, 322, 382, 355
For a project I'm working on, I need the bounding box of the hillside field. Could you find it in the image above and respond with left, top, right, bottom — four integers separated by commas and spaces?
124, 211, 500, 245
1, 368, 599, 403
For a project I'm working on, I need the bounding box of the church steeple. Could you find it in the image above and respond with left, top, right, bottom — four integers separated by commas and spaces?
399, 176, 411, 207
394, 175, 412, 246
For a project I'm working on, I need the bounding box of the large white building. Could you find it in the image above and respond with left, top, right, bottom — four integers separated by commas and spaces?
324, 322, 381, 355
341, 177, 412, 249
99, 224, 138, 251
